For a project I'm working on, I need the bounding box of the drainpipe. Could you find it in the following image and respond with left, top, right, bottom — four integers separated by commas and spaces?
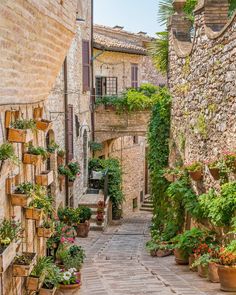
90, 0, 95, 143
64, 57, 69, 206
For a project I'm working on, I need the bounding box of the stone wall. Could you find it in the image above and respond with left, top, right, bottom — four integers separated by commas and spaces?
168, 1, 236, 193
0, 0, 78, 104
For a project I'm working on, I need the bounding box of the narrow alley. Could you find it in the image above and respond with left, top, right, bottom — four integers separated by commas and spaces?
77, 213, 225, 295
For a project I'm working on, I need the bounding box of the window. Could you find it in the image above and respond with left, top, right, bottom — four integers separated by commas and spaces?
131, 64, 138, 88
95, 77, 118, 96
82, 40, 90, 92
133, 136, 138, 144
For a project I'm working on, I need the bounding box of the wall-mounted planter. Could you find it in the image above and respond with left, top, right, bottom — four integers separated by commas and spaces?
37, 227, 52, 238
36, 171, 54, 186
188, 170, 203, 181
10, 193, 32, 207
13, 252, 37, 277
33, 107, 43, 120
0, 241, 19, 273
5, 110, 20, 128
23, 153, 42, 166
26, 273, 45, 291
36, 120, 52, 132
8, 128, 33, 143
25, 208, 42, 221
39, 286, 57, 295
209, 167, 220, 180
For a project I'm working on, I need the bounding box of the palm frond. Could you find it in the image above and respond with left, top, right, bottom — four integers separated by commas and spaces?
157, 0, 174, 26
148, 32, 169, 74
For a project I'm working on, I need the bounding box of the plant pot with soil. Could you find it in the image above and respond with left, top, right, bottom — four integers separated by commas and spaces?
185, 162, 203, 181
58, 269, 81, 290
10, 182, 34, 207
76, 206, 92, 238
36, 170, 54, 186
8, 119, 35, 143
0, 219, 22, 273
37, 220, 54, 238
13, 252, 37, 277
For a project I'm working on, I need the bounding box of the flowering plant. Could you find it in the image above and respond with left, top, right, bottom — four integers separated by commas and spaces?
184, 162, 202, 172
218, 247, 236, 266
222, 150, 236, 170
59, 268, 80, 285
193, 243, 211, 258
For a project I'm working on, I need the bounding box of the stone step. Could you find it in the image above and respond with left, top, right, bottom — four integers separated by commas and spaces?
90, 222, 104, 231
142, 203, 153, 208
140, 207, 153, 212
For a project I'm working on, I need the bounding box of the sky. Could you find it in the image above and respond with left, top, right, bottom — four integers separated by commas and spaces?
94, 0, 164, 37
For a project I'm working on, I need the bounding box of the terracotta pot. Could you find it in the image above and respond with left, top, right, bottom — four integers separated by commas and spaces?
39, 286, 57, 295
208, 262, 219, 283
198, 264, 208, 278
59, 283, 80, 290
8, 128, 33, 143
76, 221, 90, 238
218, 265, 236, 292
36, 119, 52, 132
189, 169, 203, 181
189, 254, 197, 272
150, 250, 157, 257
209, 167, 220, 180
174, 248, 189, 265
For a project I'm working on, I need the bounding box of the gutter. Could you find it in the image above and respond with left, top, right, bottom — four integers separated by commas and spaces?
90, 0, 95, 143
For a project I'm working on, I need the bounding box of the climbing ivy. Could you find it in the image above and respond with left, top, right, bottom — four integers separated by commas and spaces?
147, 87, 174, 238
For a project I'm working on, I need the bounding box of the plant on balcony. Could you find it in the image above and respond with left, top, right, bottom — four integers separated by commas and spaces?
0, 142, 19, 165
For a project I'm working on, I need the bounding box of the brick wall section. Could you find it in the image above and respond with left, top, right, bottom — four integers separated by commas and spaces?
168, 3, 236, 193
0, 0, 77, 104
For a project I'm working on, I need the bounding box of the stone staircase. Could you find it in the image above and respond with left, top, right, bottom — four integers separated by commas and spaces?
140, 195, 153, 213
78, 191, 109, 231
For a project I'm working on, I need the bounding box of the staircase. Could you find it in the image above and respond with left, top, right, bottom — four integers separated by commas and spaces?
140, 195, 153, 213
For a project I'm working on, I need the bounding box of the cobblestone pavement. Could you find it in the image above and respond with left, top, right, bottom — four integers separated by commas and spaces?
74, 212, 233, 295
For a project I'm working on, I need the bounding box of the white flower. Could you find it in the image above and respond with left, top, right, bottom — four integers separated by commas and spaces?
63, 271, 71, 281
68, 268, 77, 273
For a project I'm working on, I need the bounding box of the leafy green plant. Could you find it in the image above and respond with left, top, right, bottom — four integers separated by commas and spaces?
29, 195, 53, 216
58, 161, 80, 182
62, 245, 85, 271
192, 253, 211, 268
89, 141, 103, 152
57, 149, 65, 158
10, 119, 36, 130
0, 142, 19, 164
42, 263, 61, 289
31, 256, 53, 278
0, 219, 21, 252
185, 162, 202, 172
77, 206, 92, 223
47, 141, 59, 154
57, 207, 81, 225
28, 144, 48, 160
15, 182, 35, 195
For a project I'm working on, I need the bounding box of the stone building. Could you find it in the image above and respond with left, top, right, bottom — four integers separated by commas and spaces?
168, 1, 236, 195
93, 25, 165, 215
0, 1, 91, 293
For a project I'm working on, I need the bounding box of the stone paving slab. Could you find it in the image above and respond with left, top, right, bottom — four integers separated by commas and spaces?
68, 212, 236, 295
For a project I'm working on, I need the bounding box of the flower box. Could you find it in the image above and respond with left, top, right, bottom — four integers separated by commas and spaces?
25, 208, 42, 221
39, 286, 57, 295
0, 242, 19, 273
189, 169, 203, 181
26, 273, 45, 291
37, 227, 52, 238
23, 153, 42, 166
10, 193, 32, 207
8, 128, 33, 143
33, 107, 43, 120
36, 171, 54, 186
36, 120, 52, 132
13, 252, 37, 277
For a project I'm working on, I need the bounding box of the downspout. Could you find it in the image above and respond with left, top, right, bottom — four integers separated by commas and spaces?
90, 0, 95, 144
64, 57, 69, 206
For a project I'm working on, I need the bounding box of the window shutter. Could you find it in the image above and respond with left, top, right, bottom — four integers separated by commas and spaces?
82, 40, 90, 92
131, 64, 138, 88
67, 104, 74, 161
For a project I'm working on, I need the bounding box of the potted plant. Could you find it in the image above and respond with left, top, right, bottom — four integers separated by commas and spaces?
26, 256, 53, 291
10, 182, 34, 207
8, 118, 35, 143
0, 142, 19, 168
36, 119, 52, 132
58, 161, 81, 186
37, 220, 54, 238
47, 141, 59, 154
223, 150, 236, 171
25, 194, 53, 221
57, 149, 65, 166
61, 245, 85, 280
218, 242, 236, 292
172, 228, 211, 265
162, 167, 183, 182
57, 207, 77, 226
207, 160, 220, 180
23, 144, 48, 166
13, 252, 37, 277
146, 240, 159, 257
58, 268, 81, 290
39, 263, 61, 295
36, 170, 54, 186
0, 219, 21, 272
76, 206, 92, 238
185, 162, 203, 181
192, 253, 210, 278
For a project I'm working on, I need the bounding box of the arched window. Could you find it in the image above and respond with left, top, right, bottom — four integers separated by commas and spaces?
83, 130, 88, 187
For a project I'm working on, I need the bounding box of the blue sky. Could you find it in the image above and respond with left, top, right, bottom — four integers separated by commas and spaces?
94, 0, 164, 37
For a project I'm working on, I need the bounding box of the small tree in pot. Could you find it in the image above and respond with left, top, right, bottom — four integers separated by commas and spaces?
76, 206, 92, 238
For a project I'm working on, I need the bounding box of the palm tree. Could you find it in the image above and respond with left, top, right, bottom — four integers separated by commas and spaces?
157, 0, 173, 27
